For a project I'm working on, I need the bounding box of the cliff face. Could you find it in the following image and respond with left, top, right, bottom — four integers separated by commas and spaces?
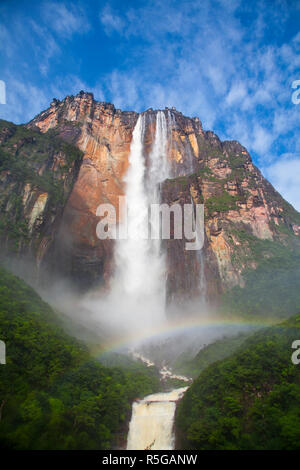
28, 92, 138, 288
1, 91, 299, 301
0, 119, 83, 280
161, 137, 300, 303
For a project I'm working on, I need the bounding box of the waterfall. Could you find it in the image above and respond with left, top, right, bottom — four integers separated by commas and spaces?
148, 111, 170, 189
113, 114, 149, 296
147, 110, 170, 270
127, 387, 187, 450
86, 109, 206, 337
167, 110, 177, 178
88, 111, 206, 449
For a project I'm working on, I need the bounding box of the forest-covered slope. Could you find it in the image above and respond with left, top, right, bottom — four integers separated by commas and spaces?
173, 332, 250, 379
0, 265, 159, 449
176, 314, 300, 450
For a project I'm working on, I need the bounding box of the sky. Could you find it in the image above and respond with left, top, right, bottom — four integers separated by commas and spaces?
0, 0, 300, 209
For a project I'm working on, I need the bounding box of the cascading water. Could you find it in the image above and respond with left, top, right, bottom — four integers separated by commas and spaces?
85, 110, 207, 450
147, 111, 170, 291
198, 250, 206, 299
127, 387, 188, 450
112, 112, 190, 450
148, 111, 170, 189
113, 114, 155, 302
89, 109, 206, 336
104, 111, 170, 336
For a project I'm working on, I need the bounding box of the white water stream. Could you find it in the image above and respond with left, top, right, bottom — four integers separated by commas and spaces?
91, 110, 205, 449
127, 353, 190, 450
108, 111, 170, 333
114, 111, 200, 449
126, 386, 188, 450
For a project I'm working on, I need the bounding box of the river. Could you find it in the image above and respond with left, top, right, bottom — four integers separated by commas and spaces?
126, 353, 190, 450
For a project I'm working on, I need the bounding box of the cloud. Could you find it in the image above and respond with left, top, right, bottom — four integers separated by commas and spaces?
1, 0, 300, 212
41, 1, 90, 38
0, 73, 105, 124
100, 5, 125, 35
263, 156, 300, 211
0, 24, 15, 58
96, 0, 300, 207
252, 125, 275, 154
0, 77, 49, 124
225, 82, 248, 106
29, 21, 61, 75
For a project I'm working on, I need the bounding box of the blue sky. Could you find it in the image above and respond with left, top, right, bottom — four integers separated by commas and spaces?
0, 0, 300, 209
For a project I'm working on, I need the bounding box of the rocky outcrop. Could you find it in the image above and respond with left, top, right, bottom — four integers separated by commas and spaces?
0, 119, 83, 281
27, 92, 139, 288
161, 132, 300, 301
1, 91, 299, 301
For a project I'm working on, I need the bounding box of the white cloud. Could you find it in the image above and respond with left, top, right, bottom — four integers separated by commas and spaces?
0, 77, 49, 124
263, 157, 300, 211
41, 1, 90, 38
225, 82, 248, 106
251, 125, 275, 154
100, 5, 125, 35
29, 21, 61, 75
94, 0, 300, 193
1, 0, 300, 212
293, 31, 300, 44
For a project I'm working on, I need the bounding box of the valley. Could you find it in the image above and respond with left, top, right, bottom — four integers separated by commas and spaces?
0, 95, 300, 450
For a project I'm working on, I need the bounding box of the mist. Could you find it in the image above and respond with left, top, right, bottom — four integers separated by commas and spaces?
1, 108, 258, 369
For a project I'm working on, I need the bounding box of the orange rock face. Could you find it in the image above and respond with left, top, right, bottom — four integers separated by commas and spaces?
30, 93, 139, 287
29, 94, 208, 290
27, 92, 300, 299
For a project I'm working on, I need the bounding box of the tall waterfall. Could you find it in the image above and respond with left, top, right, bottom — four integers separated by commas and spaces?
147, 111, 170, 281
148, 111, 169, 190
109, 111, 169, 334
85, 110, 207, 450
113, 115, 149, 297
85, 109, 206, 338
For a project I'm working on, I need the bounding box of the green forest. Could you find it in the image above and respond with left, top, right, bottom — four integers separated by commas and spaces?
0, 265, 159, 450
175, 314, 300, 450
1, 261, 300, 450
0, 121, 300, 451
173, 332, 251, 379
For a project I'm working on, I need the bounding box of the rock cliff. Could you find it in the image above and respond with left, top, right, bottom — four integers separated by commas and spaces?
0, 118, 83, 282
1, 91, 299, 302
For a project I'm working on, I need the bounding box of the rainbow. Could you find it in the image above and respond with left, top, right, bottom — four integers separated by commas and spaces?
88, 313, 278, 360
